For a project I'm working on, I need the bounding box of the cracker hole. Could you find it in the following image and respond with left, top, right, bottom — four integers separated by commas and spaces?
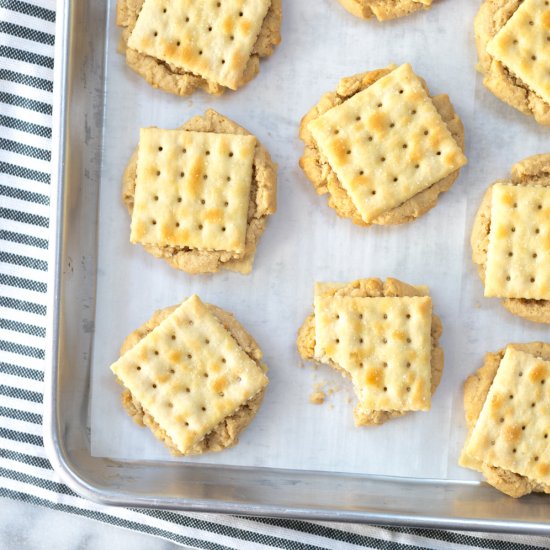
530, 277, 536, 283
180, 172, 185, 178
206, 150, 210, 155
536, 228, 540, 234
371, 190, 376, 195
168, 402, 173, 408
532, 55, 537, 61
222, 226, 226, 232
136, 366, 141, 371
219, 392, 225, 398
171, 334, 176, 340
216, 1, 221, 5
513, 448, 517, 453
406, 362, 411, 368
383, 386, 387, 392
406, 314, 411, 319
406, 337, 412, 343
513, 39, 518, 44
346, 150, 351, 155
203, 175, 208, 180
402, 144, 408, 149
509, 394, 513, 399
423, 130, 429, 136
380, 157, 386, 162
177, 41, 181, 46
176, 222, 180, 228
199, 50, 203, 55
414, 164, 420, 169
153, 31, 158, 36
177, 196, 182, 203
239, 11, 243, 16
491, 441, 495, 446
399, 89, 404, 94
158, 146, 163, 151
335, 314, 340, 319
151, 220, 157, 225
201, 406, 206, 411
156, 170, 161, 176
229, 152, 234, 157
382, 338, 388, 344
334, 129, 339, 135
508, 252, 513, 257
368, 136, 373, 142
393, 177, 398, 182
236, 376, 242, 382
205, 339, 210, 344
538, 204, 543, 210
359, 362, 364, 368
222, 358, 227, 363
499, 417, 504, 423
208, 26, 212, 32
198, 224, 203, 230
383, 362, 388, 368
355, 116, 361, 121
535, 456, 540, 462
506, 275, 511, 281
436, 151, 441, 156
406, 387, 411, 392
383, 314, 388, 319
221, 59, 226, 64
390, 122, 395, 128
230, 35, 234, 41
358, 313, 363, 320
201, 199, 205, 205
185, 421, 189, 426
224, 201, 229, 207
359, 338, 364, 344
335, 338, 340, 344
203, 372, 208, 378
182, 148, 187, 153
170, 368, 175, 374
185, 17, 190, 22
188, 320, 193, 326
529, 20, 534, 25
411, 110, 417, 115
377, 103, 382, 108
545, 433, 548, 439
542, 380, 546, 385
154, 351, 159, 356
519, 371, 523, 377
187, 353, 193, 360
185, 387, 190, 393
152, 383, 157, 389
532, 402, 536, 408
154, 195, 159, 201
227, 176, 231, 181
163, 8, 167, 13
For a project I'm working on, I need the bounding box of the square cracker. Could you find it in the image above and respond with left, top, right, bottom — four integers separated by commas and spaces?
130, 128, 256, 254
127, 0, 271, 90
307, 63, 467, 223
313, 294, 432, 411
486, 0, 550, 105
110, 295, 268, 454
485, 183, 550, 300
462, 347, 550, 485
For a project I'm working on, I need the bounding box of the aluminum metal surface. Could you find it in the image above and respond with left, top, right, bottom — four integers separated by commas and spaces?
43, 0, 550, 533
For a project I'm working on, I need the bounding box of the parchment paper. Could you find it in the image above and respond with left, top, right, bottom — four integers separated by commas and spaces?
90, 0, 550, 481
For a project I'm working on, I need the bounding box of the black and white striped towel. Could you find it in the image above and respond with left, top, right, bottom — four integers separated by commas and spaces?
2, 1, 550, 548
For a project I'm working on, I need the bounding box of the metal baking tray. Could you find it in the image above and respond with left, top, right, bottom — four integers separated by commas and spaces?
45, 0, 550, 533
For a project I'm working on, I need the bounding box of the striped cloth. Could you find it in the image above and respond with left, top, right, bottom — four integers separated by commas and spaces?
1, 1, 550, 548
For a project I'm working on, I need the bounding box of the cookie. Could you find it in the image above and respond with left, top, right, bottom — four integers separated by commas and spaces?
123, 109, 277, 274
337, 0, 432, 21
116, 0, 282, 96
297, 277, 444, 425
111, 295, 268, 456
460, 343, 550, 498
471, 154, 550, 323
299, 64, 467, 226
474, 0, 550, 125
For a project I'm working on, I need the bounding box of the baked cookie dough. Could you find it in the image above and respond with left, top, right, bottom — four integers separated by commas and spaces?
337, 0, 432, 21
474, 0, 550, 125
116, 0, 282, 96
297, 277, 444, 426
460, 343, 550, 498
299, 63, 466, 227
471, 154, 550, 323
111, 295, 268, 456
123, 109, 277, 275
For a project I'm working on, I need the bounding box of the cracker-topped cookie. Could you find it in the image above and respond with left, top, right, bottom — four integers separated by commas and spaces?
123, 110, 277, 274
297, 278, 444, 426
300, 64, 467, 227
337, 0, 432, 21
471, 154, 550, 323
111, 295, 268, 455
460, 343, 550, 497
117, 0, 281, 96
475, 0, 550, 125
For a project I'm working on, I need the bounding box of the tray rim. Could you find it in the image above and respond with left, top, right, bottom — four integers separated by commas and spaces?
42, 0, 550, 534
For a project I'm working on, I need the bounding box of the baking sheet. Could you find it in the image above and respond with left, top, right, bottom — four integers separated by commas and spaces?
90, 0, 550, 480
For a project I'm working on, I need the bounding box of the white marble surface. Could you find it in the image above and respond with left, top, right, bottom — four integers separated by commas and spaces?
0, 498, 192, 550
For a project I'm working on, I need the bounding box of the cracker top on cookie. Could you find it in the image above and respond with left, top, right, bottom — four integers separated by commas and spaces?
460, 343, 550, 497
300, 64, 467, 227
123, 110, 277, 275
111, 295, 268, 455
117, 0, 282, 96
475, 0, 550, 124
297, 278, 444, 426
471, 154, 550, 323
337, 0, 432, 21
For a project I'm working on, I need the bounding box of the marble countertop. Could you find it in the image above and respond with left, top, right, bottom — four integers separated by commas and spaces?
0, 498, 192, 549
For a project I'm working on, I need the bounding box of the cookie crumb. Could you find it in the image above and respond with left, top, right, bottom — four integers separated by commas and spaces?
309, 390, 326, 405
